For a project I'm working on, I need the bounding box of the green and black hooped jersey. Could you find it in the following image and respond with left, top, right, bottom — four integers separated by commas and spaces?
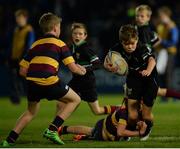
70, 41, 101, 77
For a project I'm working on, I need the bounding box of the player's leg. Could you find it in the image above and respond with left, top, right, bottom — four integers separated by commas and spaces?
56, 100, 67, 115
158, 87, 180, 99
126, 76, 142, 127
56, 88, 80, 120
127, 99, 139, 127
140, 104, 153, 141
140, 77, 158, 141
88, 100, 105, 115
59, 125, 93, 136
44, 86, 81, 144
88, 100, 121, 115
1, 101, 40, 147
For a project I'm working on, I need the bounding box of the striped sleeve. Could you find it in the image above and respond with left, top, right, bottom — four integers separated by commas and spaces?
61, 45, 75, 65
19, 59, 29, 69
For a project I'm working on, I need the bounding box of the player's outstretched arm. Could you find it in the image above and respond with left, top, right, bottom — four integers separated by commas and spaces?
117, 121, 147, 137
67, 62, 86, 75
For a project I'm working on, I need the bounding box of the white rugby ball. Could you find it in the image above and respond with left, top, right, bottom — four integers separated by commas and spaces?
104, 51, 128, 76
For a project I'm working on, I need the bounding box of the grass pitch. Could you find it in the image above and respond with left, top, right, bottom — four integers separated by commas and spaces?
1, 94, 180, 148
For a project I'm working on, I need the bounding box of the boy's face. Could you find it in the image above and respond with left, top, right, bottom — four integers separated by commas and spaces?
72, 28, 87, 45
16, 14, 27, 27
135, 10, 150, 26
158, 12, 170, 24
122, 38, 138, 53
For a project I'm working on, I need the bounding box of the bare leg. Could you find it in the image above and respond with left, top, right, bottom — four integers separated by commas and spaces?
13, 101, 40, 134
127, 99, 139, 122
56, 101, 67, 115
67, 126, 93, 136
158, 87, 180, 99
56, 88, 81, 120
157, 87, 167, 97
141, 104, 153, 121
88, 100, 105, 115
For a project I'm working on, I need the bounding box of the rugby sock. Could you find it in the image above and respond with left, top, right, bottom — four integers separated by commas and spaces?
58, 126, 68, 136
49, 116, 64, 131
62, 126, 68, 134
145, 120, 153, 128
6, 130, 19, 144
166, 89, 180, 99
104, 105, 120, 114
144, 120, 153, 136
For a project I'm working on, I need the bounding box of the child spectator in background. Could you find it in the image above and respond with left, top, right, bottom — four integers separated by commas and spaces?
135, 5, 180, 101
155, 6, 179, 102
8, 9, 35, 104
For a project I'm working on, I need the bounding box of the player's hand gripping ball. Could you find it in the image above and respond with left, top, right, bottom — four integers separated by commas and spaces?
104, 51, 128, 76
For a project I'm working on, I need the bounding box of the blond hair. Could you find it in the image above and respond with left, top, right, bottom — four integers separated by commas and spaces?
15, 9, 28, 17
135, 5, 152, 17
39, 12, 62, 34
71, 22, 87, 35
158, 6, 172, 17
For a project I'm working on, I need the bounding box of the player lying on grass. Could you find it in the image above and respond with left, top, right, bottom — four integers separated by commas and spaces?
58, 104, 147, 141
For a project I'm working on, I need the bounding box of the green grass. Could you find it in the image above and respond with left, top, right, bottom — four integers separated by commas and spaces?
1, 94, 180, 148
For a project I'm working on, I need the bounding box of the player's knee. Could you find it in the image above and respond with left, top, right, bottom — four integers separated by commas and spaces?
142, 111, 153, 121
157, 88, 166, 96
74, 95, 81, 105
128, 111, 138, 121
92, 108, 102, 115
26, 110, 37, 120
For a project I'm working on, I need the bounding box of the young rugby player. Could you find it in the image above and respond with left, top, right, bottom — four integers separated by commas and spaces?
58, 106, 147, 141
104, 24, 158, 141
135, 4, 180, 100
1, 13, 86, 147
57, 22, 119, 115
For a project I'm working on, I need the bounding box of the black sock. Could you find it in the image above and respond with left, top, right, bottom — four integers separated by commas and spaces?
145, 120, 153, 129
6, 130, 19, 144
49, 116, 64, 131
62, 126, 68, 134
143, 120, 153, 136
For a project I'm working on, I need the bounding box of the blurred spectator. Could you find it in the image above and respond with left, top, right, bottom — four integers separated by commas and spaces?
7, 9, 35, 104
155, 6, 179, 101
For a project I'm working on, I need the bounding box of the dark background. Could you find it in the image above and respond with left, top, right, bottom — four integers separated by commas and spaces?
0, 0, 180, 95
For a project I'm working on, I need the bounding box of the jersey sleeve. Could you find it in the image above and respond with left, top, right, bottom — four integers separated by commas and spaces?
61, 45, 75, 65
140, 45, 155, 62
19, 53, 30, 69
84, 45, 102, 71
116, 110, 127, 125
150, 31, 159, 46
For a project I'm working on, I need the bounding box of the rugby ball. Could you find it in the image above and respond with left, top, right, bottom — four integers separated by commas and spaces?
104, 51, 128, 76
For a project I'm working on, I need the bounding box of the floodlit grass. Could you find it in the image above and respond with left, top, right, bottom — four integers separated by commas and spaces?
1, 95, 180, 148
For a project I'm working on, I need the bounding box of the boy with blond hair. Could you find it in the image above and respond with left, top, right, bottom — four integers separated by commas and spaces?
1, 12, 86, 147
135, 4, 180, 101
